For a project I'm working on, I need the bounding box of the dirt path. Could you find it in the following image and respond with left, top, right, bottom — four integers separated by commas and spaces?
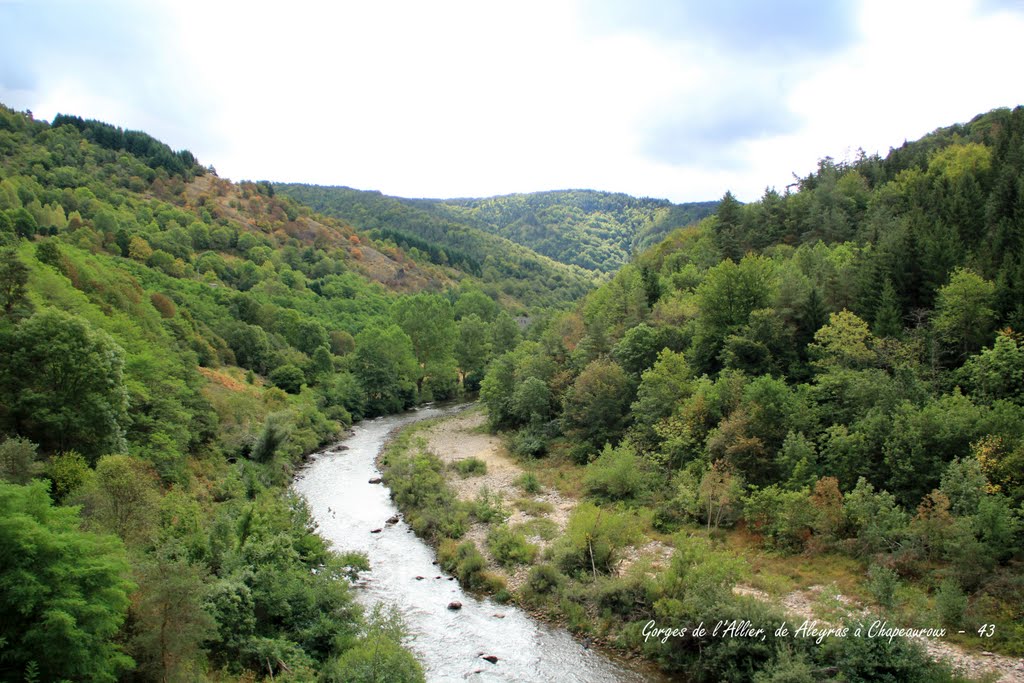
734, 585, 1024, 682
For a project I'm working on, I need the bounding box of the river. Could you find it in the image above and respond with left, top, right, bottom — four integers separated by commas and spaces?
293, 402, 663, 682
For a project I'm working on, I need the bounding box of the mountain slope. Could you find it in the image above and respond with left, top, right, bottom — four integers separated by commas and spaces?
273, 184, 717, 275
272, 183, 597, 309
430, 190, 718, 271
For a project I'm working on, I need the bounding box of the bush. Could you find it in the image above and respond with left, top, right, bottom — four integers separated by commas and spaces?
516, 472, 541, 494
743, 485, 815, 552
526, 563, 563, 596
268, 364, 305, 394
439, 540, 492, 592
583, 443, 653, 502
866, 564, 900, 609
552, 503, 640, 578
452, 457, 487, 477
470, 486, 508, 524
383, 436, 468, 541
934, 579, 968, 629
487, 525, 537, 566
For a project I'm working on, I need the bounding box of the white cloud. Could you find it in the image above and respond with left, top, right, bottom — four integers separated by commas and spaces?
1, 0, 1020, 203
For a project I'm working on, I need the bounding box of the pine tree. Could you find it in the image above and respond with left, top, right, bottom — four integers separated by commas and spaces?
873, 279, 903, 338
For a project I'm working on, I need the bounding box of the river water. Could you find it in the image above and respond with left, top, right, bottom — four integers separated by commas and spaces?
293, 403, 662, 682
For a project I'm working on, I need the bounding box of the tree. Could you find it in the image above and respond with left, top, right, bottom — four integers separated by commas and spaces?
81, 454, 160, 545
269, 364, 306, 394
692, 254, 776, 372
561, 358, 633, 460
808, 309, 875, 371
0, 436, 41, 484
630, 349, 693, 450
0, 481, 134, 683
129, 548, 216, 682
454, 288, 499, 322
0, 249, 32, 320
454, 314, 490, 389
392, 293, 456, 395
10, 207, 37, 238
490, 311, 520, 355
0, 308, 129, 459
227, 323, 271, 373
872, 279, 903, 338
351, 324, 418, 416
933, 267, 996, 359
962, 331, 1024, 404
712, 190, 745, 261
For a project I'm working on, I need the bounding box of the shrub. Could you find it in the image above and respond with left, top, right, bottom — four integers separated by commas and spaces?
866, 564, 900, 609
743, 485, 815, 552
526, 563, 563, 596
452, 457, 487, 477
583, 443, 653, 502
268, 363, 305, 394
552, 503, 640, 578
471, 486, 508, 524
934, 579, 968, 629
487, 525, 538, 566
516, 472, 541, 494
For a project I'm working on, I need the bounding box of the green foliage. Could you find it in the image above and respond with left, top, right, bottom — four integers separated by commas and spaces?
0, 307, 129, 459
322, 605, 425, 683
0, 481, 134, 683
583, 442, 654, 502
381, 434, 468, 541
516, 471, 541, 494
562, 358, 633, 460
452, 457, 487, 477
0, 435, 41, 484
743, 485, 815, 552
487, 524, 538, 566
269, 363, 306, 394
552, 503, 640, 578
866, 564, 900, 609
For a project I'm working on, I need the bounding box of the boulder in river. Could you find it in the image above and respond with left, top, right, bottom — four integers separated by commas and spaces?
482, 655, 499, 664
385, 515, 399, 524
447, 601, 462, 610
370, 528, 383, 534
338, 445, 349, 451
368, 477, 382, 484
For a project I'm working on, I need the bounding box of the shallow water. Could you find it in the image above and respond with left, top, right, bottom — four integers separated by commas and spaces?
293, 403, 662, 683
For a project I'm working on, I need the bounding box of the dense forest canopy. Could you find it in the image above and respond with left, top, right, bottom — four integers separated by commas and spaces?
475, 106, 1024, 678
274, 184, 718, 274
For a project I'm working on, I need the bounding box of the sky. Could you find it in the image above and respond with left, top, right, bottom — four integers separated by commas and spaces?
1, 0, 1022, 204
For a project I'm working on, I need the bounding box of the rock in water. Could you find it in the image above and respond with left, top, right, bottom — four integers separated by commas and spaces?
482, 655, 499, 664
447, 601, 462, 610
370, 528, 383, 534
385, 515, 399, 524
368, 477, 382, 484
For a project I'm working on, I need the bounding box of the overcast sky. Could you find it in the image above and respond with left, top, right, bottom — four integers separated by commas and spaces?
1, 0, 1021, 203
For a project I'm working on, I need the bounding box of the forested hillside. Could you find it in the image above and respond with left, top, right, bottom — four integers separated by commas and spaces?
272, 183, 597, 307
474, 106, 1024, 679
274, 184, 717, 274
428, 190, 718, 272
0, 104, 530, 681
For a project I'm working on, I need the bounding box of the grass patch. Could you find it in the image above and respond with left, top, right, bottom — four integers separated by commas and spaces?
451, 457, 487, 477
515, 518, 559, 541
515, 497, 554, 516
